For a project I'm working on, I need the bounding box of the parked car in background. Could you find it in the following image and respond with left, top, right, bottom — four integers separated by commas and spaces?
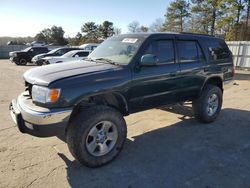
30, 41, 47, 47
9, 47, 49, 65
42, 50, 91, 64
79, 43, 99, 51
7, 41, 25, 45
31, 47, 80, 65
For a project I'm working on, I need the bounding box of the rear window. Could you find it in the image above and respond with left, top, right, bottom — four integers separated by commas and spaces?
207, 40, 231, 60
177, 40, 205, 63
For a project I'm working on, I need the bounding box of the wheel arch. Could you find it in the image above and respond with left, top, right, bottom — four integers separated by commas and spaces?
68, 92, 129, 123
200, 76, 223, 96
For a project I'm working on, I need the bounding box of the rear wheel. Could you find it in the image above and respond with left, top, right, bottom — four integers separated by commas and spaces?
193, 85, 222, 123
66, 106, 127, 167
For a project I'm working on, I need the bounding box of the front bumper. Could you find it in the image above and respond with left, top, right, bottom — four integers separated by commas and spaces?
9, 57, 16, 63
31, 59, 44, 65
9, 92, 72, 137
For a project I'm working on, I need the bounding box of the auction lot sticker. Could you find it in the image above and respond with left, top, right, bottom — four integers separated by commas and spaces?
122, 38, 138, 43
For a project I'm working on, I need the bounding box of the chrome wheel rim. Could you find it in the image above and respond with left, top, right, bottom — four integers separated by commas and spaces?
85, 121, 118, 157
207, 93, 219, 116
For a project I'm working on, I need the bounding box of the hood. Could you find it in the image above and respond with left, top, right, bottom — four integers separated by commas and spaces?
9, 51, 22, 57
23, 60, 118, 86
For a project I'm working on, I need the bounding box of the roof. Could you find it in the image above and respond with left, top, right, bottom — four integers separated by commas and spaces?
116, 32, 216, 39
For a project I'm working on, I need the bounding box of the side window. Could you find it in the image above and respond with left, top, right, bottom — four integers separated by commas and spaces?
32, 48, 40, 54
39, 48, 47, 53
56, 50, 64, 56
76, 52, 89, 57
207, 40, 231, 60
91, 46, 97, 50
143, 40, 175, 64
177, 40, 205, 63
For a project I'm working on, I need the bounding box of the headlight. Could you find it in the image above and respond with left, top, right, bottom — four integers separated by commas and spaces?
32, 85, 61, 103
13, 53, 17, 57
33, 57, 38, 61
36, 56, 42, 60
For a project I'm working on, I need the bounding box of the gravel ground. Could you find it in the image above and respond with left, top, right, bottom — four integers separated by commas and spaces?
0, 60, 250, 188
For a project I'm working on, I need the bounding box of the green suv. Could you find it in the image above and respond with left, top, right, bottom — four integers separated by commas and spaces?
10, 33, 234, 167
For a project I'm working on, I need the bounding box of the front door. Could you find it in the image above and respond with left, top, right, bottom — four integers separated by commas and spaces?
129, 38, 182, 112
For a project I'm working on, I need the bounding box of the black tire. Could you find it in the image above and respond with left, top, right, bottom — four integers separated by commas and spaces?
36, 60, 44, 66
192, 84, 222, 123
19, 58, 27, 65
14, 61, 21, 65
66, 106, 127, 167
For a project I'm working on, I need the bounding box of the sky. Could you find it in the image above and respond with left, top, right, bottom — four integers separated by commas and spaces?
0, 0, 170, 38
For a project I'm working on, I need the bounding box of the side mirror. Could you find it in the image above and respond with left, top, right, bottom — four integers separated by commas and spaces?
140, 54, 157, 66
74, 54, 79, 58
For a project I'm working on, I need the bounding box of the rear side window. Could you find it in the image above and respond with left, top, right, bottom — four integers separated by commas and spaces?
76, 52, 90, 57
207, 40, 231, 60
39, 48, 48, 53
177, 40, 205, 63
143, 40, 175, 64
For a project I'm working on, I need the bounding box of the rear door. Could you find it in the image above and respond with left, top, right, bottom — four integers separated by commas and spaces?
176, 36, 207, 101
205, 39, 234, 81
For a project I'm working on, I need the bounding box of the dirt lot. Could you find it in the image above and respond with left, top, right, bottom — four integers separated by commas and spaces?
0, 60, 250, 188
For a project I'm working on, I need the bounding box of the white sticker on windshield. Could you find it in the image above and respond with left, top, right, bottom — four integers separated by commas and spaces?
122, 38, 138, 43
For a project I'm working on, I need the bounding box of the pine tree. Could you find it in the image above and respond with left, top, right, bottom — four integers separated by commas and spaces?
163, 0, 190, 32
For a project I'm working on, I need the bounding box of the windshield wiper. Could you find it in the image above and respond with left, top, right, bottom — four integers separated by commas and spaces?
94, 58, 120, 66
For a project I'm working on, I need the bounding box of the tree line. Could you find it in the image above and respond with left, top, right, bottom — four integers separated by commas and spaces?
128, 0, 250, 41
2, 1, 250, 46
35, 21, 119, 46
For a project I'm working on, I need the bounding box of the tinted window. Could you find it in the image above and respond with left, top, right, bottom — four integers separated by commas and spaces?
55, 49, 65, 56
75, 52, 89, 57
35, 48, 47, 53
177, 41, 204, 63
143, 40, 175, 64
207, 40, 231, 60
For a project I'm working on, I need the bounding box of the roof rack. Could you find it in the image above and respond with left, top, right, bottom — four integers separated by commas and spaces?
179, 32, 215, 37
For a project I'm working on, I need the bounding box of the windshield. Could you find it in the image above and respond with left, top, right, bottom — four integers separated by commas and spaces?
23, 47, 32, 52
47, 48, 60, 54
88, 36, 143, 65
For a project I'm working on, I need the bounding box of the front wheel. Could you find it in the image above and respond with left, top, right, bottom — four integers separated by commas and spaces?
36, 59, 44, 66
66, 106, 127, 167
19, 58, 27, 65
193, 85, 222, 123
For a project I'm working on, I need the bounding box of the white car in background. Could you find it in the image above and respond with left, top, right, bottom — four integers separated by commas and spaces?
79, 43, 99, 51
42, 50, 91, 64
30, 41, 47, 46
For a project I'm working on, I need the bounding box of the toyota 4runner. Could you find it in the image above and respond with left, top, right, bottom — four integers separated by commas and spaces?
9, 33, 234, 167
